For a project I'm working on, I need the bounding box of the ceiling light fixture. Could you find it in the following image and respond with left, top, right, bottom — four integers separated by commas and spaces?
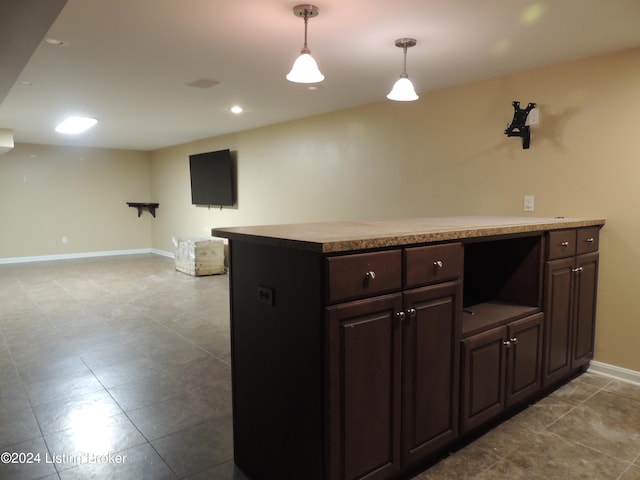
230, 105, 243, 114
286, 4, 324, 84
55, 116, 98, 134
43, 37, 68, 46
387, 38, 419, 102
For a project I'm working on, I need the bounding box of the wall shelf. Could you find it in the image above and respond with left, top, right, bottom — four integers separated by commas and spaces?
127, 202, 159, 217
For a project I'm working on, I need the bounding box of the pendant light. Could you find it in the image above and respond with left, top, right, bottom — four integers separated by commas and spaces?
286, 4, 324, 83
387, 38, 419, 101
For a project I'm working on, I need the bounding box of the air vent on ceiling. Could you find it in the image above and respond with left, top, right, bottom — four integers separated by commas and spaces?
186, 78, 221, 89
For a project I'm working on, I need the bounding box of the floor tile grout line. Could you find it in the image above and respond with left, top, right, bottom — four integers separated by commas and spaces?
39, 350, 174, 479
543, 381, 640, 467
615, 461, 638, 480
0, 278, 64, 462
63, 263, 230, 366
546, 428, 638, 466
541, 400, 579, 431
83, 354, 227, 480
542, 380, 608, 431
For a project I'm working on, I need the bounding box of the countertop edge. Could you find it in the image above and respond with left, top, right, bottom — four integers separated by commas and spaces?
212, 217, 606, 253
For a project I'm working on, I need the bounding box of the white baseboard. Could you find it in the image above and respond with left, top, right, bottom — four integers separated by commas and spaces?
589, 360, 640, 386
0, 248, 161, 264
151, 249, 174, 259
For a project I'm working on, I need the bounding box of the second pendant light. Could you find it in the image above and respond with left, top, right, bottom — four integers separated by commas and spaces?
387, 38, 419, 102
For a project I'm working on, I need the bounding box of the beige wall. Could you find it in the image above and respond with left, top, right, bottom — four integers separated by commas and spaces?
150, 47, 640, 372
0, 50, 635, 370
0, 143, 152, 258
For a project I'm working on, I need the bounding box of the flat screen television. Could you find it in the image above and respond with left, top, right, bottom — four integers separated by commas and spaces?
189, 149, 235, 206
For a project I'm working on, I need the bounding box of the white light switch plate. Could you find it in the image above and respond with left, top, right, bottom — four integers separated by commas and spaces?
524, 195, 535, 212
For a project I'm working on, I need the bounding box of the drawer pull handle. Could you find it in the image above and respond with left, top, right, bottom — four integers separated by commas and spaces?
561, 241, 570, 247
365, 271, 376, 280
434, 260, 444, 268
586, 238, 595, 243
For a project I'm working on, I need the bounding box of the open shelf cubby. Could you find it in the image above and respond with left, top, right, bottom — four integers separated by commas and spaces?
462, 234, 544, 337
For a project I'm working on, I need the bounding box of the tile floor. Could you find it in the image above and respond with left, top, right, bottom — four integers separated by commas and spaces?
0, 254, 639, 480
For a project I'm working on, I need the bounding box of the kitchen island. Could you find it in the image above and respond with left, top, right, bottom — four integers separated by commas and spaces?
212, 216, 605, 480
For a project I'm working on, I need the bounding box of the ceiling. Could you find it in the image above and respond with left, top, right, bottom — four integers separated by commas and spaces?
1, 0, 639, 151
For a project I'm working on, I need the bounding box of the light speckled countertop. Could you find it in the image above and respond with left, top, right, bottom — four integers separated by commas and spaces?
212, 216, 605, 253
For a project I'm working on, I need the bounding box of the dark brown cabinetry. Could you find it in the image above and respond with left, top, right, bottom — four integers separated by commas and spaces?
213, 217, 604, 480
326, 293, 403, 480
401, 281, 461, 465
460, 313, 543, 433
459, 235, 544, 434
326, 244, 462, 480
543, 228, 600, 387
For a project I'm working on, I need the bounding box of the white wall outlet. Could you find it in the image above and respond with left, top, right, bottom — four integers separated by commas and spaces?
62, 236, 68, 244
523, 195, 535, 212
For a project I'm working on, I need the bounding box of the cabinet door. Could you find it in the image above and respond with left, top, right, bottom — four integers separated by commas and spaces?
402, 281, 461, 465
460, 326, 508, 433
572, 252, 599, 369
542, 257, 574, 387
326, 293, 403, 480
506, 313, 544, 407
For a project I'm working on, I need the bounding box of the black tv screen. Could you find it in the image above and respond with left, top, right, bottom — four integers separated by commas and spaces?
189, 149, 234, 206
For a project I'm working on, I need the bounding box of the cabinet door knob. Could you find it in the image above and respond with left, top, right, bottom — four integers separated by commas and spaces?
510, 337, 518, 345
433, 260, 444, 268
407, 308, 417, 318
365, 271, 376, 280
572, 266, 584, 273
396, 311, 406, 321
503, 340, 512, 347
586, 238, 594, 243
561, 241, 570, 247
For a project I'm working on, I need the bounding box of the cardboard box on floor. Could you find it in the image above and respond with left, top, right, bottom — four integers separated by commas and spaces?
173, 237, 225, 276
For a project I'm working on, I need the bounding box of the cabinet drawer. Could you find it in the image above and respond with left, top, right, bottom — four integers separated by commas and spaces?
326, 250, 402, 303
547, 230, 577, 260
576, 227, 600, 255
405, 243, 463, 288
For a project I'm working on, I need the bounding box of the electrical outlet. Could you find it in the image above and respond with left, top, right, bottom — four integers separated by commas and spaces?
61, 236, 68, 244
523, 195, 534, 212
257, 285, 275, 306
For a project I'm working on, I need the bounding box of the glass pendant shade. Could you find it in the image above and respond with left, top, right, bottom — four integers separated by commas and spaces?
286, 48, 324, 83
387, 75, 419, 101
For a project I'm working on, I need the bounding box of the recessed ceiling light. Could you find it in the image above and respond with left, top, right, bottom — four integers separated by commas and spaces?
43, 37, 69, 46
55, 116, 98, 134
230, 105, 243, 114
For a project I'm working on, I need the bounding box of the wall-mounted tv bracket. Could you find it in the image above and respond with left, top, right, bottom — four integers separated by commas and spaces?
127, 202, 159, 217
504, 101, 537, 149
